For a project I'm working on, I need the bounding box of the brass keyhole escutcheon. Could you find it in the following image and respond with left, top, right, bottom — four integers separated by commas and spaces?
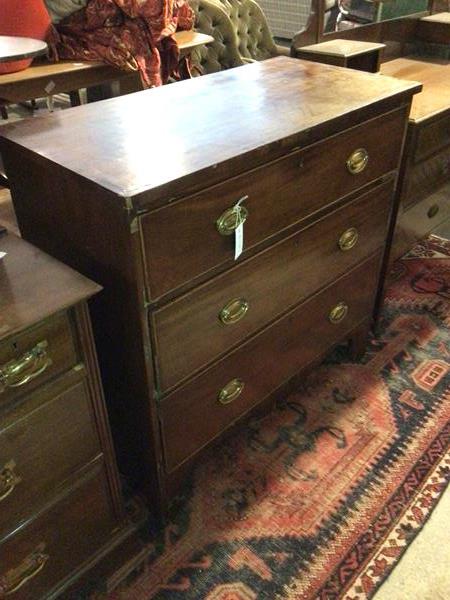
338, 227, 359, 252
219, 298, 249, 325
216, 205, 248, 236
427, 204, 439, 219
346, 148, 369, 175
329, 302, 348, 324
218, 378, 244, 405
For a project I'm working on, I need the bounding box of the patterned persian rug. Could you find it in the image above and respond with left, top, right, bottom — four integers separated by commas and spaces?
104, 236, 450, 600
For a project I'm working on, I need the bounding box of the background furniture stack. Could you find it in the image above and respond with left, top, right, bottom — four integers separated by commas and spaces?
0, 232, 130, 598
381, 45, 450, 259
292, 0, 450, 263
0, 57, 419, 514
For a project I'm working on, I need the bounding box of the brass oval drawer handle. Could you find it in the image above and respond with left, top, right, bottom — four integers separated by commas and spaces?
219, 298, 249, 325
329, 302, 349, 324
2, 544, 49, 596
0, 340, 52, 393
216, 205, 249, 236
338, 227, 359, 252
218, 378, 244, 405
0, 462, 20, 502
427, 204, 439, 219
346, 148, 369, 175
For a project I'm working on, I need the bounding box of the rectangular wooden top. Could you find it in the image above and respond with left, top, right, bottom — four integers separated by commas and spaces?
380, 56, 450, 123
420, 12, 450, 23
0, 232, 100, 339
298, 39, 386, 58
0, 57, 420, 205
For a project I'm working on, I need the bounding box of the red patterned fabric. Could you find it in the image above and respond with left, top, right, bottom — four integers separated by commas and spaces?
49, 0, 194, 87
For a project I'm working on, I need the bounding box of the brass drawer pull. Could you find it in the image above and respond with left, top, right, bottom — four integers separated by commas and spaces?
338, 227, 359, 252
218, 378, 244, 405
2, 543, 49, 596
346, 148, 369, 175
0, 341, 52, 393
329, 302, 348, 324
216, 205, 248, 236
427, 204, 439, 219
219, 298, 249, 325
0, 462, 20, 502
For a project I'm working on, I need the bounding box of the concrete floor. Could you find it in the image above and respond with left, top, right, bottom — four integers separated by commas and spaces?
374, 486, 450, 600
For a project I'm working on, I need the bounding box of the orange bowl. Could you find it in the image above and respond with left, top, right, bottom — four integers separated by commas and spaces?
0, 0, 51, 74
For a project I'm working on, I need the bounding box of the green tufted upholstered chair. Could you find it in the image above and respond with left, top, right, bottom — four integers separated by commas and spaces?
189, 0, 245, 74
211, 0, 290, 62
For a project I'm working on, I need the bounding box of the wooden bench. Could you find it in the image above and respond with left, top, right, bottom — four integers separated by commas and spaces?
0, 31, 213, 106
0, 60, 139, 106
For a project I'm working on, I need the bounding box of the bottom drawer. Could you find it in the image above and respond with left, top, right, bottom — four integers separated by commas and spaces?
161, 253, 382, 472
391, 182, 450, 262
0, 465, 118, 600
404, 145, 450, 209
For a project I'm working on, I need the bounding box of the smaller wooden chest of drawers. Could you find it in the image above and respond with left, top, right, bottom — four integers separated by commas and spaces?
0, 233, 127, 599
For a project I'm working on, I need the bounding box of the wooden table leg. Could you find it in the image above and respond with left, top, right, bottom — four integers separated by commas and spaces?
0, 100, 8, 120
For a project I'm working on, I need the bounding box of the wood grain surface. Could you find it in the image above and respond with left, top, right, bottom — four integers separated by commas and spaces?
0, 57, 420, 202
0, 233, 100, 339
380, 56, 450, 122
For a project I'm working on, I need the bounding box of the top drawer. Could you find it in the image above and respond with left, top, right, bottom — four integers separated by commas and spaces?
414, 112, 450, 164
0, 313, 78, 408
140, 107, 407, 299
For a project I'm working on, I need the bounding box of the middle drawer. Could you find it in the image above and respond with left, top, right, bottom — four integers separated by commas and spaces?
152, 179, 394, 391
0, 368, 101, 540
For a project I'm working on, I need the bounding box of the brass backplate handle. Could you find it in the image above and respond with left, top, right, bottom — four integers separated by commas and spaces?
427, 204, 439, 219
3, 543, 49, 596
0, 461, 21, 502
346, 148, 369, 175
338, 227, 359, 252
329, 302, 349, 324
216, 205, 248, 236
218, 378, 244, 405
0, 340, 52, 393
219, 298, 249, 325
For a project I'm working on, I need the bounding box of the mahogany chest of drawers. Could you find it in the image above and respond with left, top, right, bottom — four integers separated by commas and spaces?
0, 233, 127, 598
380, 57, 450, 260
0, 57, 419, 513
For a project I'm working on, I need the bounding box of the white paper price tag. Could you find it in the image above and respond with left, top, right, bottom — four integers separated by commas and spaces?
234, 222, 244, 260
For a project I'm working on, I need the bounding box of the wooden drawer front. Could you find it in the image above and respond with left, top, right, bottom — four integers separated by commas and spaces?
0, 313, 78, 407
141, 108, 405, 299
415, 113, 450, 163
161, 254, 381, 472
0, 370, 101, 540
0, 466, 117, 600
154, 180, 394, 391
391, 181, 450, 262
404, 146, 450, 209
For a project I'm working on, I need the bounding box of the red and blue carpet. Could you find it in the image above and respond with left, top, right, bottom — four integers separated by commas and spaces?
107, 236, 450, 600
